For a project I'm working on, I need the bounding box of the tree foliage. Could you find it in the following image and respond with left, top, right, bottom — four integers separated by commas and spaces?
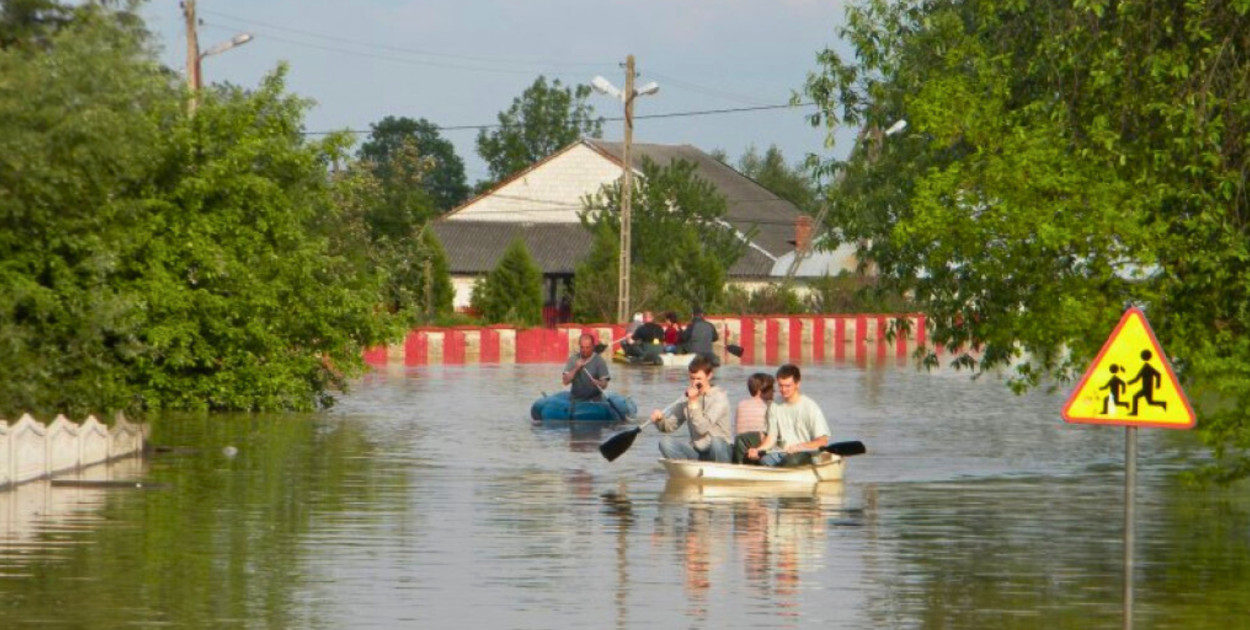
0, 8, 401, 415
470, 238, 543, 326
736, 144, 819, 214
576, 157, 746, 320
475, 76, 603, 187
358, 115, 469, 214
327, 158, 454, 324
804, 0, 1250, 478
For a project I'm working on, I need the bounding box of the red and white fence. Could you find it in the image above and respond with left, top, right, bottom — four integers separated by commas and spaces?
365, 314, 928, 367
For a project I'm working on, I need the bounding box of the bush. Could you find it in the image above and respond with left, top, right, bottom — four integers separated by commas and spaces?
471, 238, 543, 326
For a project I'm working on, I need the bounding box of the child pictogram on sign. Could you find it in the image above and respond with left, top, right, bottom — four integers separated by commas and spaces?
1127, 349, 1168, 416
1098, 364, 1129, 415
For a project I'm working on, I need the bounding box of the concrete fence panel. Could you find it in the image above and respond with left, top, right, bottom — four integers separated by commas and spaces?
362, 313, 927, 367
0, 421, 10, 488
47, 415, 80, 476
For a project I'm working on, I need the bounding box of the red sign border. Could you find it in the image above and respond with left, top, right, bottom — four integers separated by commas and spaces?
1061, 307, 1195, 429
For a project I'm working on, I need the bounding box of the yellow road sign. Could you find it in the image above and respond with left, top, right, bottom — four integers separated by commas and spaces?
1062, 307, 1195, 429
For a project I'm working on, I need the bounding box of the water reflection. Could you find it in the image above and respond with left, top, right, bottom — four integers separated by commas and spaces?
0, 456, 147, 576
650, 481, 852, 627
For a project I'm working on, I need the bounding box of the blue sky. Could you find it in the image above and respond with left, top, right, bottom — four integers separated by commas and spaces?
143, 0, 857, 186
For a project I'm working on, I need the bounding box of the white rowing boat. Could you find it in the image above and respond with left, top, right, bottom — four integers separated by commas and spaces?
659, 451, 846, 483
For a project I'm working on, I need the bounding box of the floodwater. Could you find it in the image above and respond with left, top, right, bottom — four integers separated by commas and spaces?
2, 361, 1248, 629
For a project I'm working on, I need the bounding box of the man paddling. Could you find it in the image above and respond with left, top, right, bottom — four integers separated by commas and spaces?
746, 364, 829, 467
650, 354, 732, 462
563, 333, 610, 401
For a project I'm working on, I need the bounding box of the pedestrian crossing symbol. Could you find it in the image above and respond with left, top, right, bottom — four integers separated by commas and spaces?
1062, 307, 1195, 429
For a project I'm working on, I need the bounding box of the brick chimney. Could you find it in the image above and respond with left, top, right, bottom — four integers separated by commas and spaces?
795, 215, 814, 253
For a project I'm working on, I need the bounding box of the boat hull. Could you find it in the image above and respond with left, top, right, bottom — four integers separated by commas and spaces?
612, 352, 698, 368
659, 452, 845, 483
530, 391, 637, 422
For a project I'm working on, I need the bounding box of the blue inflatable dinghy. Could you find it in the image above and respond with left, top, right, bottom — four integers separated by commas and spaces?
531, 391, 637, 422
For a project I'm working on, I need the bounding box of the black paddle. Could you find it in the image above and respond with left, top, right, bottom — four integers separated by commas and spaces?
598, 397, 683, 462
743, 440, 870, 464
822, 440, 867, 457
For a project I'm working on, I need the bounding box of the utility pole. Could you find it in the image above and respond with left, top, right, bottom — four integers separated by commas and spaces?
617, 54, 636, 324
183, 0, 200, 96
591, 57, 657, 323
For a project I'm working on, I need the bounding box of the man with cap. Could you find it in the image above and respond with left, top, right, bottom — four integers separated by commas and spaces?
679, 306, 719, 366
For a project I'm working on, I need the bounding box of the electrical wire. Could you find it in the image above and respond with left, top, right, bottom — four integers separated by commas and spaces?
200, 10, 614, 70
302, 102, 817, 136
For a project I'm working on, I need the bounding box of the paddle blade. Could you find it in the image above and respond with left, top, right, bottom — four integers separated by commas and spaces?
599, 426, 643, 462
823, 440, 867, 457
726, 344, 745, 358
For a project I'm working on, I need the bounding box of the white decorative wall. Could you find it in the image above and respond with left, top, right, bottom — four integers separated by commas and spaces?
0, 413, 146, 490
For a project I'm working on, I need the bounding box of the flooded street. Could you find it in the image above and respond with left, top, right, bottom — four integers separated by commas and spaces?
2, 361, 1247, 628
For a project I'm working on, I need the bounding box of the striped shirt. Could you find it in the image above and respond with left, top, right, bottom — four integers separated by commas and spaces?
735, 398, 768, 435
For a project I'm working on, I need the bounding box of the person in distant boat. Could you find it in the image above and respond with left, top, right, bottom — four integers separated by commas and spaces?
679, 306, 719, 365
563, 333, 610, 402
651, 354, 732, 462
662, 311, 683, 353
623, 311, 666, 363
732, 372, 774, 464
618, 312, 645, 358
746, 364, 830, 467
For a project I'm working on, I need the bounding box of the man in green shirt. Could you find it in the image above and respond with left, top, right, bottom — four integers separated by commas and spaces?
746, 364, 830, 467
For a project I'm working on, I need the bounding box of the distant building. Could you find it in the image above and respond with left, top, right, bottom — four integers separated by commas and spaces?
431, 139, 860, 319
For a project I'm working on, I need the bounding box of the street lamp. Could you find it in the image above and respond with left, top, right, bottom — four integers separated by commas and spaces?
592, 55, 659, 324
193, 32, 253, 91
782, 118, 908, 282
183, 0, 252, 112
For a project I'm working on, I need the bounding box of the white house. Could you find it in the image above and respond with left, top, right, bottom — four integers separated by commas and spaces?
431, 139, 856, 313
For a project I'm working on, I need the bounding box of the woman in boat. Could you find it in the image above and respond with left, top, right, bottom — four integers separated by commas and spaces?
650, 354, 732, 462
662, 311, 683, 353
732, 372, 774, 464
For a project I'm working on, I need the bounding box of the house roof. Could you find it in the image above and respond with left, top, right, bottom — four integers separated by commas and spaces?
431, 220, 776, 277
431, 222, 592, 275
433, 139, 804, 279
584, 140, 805, 258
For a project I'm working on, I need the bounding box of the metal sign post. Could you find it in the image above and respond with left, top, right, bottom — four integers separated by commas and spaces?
1061, 308, 1196, 630
1123, 426, 1136, 630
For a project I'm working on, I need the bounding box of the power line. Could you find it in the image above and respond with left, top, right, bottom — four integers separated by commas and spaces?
201, 10, 613, 71
201, 22, 562, 76
303, 102, 817, 136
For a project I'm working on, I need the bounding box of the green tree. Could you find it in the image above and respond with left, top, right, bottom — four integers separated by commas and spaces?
577, 157, 746, 318
736, 144, 818, 214
1, 0, 71, 48
471, 238, 543, 326
131, 69, 399, 412
416, 227, 456, 319
326, 157, 452, 324
0, 7, 398, 415
572, 220, 621, 323
475, 75, 603, 187
803, 0, 1250, 478
0, 4, 183, 414
358, 115, 469, 213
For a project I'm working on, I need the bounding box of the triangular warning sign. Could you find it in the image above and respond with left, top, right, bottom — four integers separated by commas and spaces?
1062, 308, 1195, 429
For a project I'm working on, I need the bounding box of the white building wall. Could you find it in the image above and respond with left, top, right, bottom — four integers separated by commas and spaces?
451, 276, 478, 309
447, 144, 625, 223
